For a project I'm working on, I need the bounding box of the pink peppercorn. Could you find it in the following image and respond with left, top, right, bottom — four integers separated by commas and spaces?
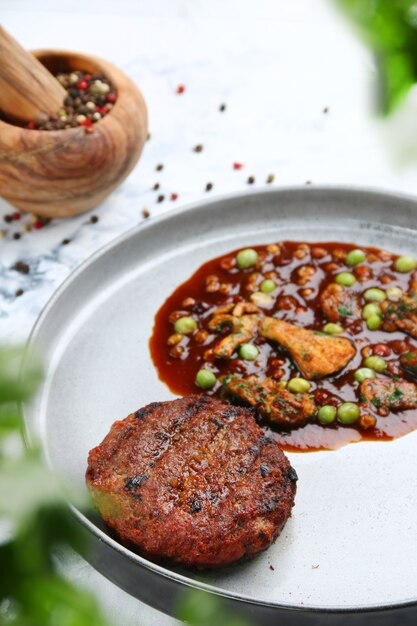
233, 162, 244, 170
106, 93, 117, 103
33, 221, 43, 230
176, 85, 185, 94
12, 212, 21, 220
170, 193, 178, 201
77, 80, 89, 90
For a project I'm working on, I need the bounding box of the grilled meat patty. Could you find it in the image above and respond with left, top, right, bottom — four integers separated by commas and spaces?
86, 395, 297, 569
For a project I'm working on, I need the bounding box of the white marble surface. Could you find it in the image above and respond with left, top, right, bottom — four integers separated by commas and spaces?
2, 1, 417, 624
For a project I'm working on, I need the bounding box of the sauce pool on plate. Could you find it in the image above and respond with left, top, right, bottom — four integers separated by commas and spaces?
150, 241, 417, 451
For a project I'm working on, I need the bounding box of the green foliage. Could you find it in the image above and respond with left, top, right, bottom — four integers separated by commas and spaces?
335, 0, 417, 113
0, 347, 108, 626
177, 590, 252, 626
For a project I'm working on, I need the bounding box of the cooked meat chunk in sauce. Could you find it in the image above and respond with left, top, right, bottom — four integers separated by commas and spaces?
259, 317, 356, 380
382, 282, 417, 339
208, 303, 262, 359
360, 377, 417, 412
400, 350, 417, 380
221, 375, 317, 427
320, 283, 361, 322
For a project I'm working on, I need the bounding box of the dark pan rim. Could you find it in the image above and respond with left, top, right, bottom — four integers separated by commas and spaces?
21, 185, 417, 615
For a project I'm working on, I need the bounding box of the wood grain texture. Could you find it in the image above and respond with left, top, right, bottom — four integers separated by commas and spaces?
0, 50, 148, 217
0, 27, 66, 122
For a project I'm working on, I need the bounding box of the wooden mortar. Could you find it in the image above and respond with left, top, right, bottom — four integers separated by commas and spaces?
0, 50, 148, 218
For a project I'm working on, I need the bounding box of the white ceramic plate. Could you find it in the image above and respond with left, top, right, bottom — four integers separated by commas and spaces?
24, 187, 417, 625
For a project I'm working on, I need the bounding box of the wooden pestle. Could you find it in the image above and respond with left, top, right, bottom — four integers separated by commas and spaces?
0, 26, 66, 123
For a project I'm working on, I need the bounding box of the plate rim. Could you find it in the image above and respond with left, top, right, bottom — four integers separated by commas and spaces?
22, 184, 417, 615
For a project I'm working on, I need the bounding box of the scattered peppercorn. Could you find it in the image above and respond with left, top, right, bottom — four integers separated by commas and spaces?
13, 233, 21, 240
62, 238, 71, 245
90, 215, 99, 224
176, 84, 185, 94
266, 174, 275, 184
11, 212, 21, 220
156, 164, 164, 171
33, 221, 43, 230
21, 70, 117, 131
247, 176, 255, 184
13, 261, 30, 274
4, 215, 13, 223
153, 183, 160, 191
305, 180, 312, 185
233, 162, 244, 170
15, 289, 24, 297
142, 208, 150, 218
205, 182, 213, 191
323, 106, 329, 113
157, 195, 165, 203
194, 144, 203, 153
170, 193, 178, 201
219, 103, 226, 112
147, 132, 151, 141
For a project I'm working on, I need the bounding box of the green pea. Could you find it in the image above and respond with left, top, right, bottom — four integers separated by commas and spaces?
174, 316, 197, 334
394, 256, 417, 273
386, 286, 403, 301
236, 248, 258, 269
366, 315, 382, 331
323, 322, 343, 334
195, 369, 217, 389
346, 249, 366, 266
260, 279, 276, 293
364, 355, 387, 373
337, 402, 360, 424
239, 343, 259, 360
354, 367, 376, 382
287, 377, 311, 393
318, 405, 337, 424
362, 303, 382, 320
335, 272, 356, 287
363, 288, 386, 302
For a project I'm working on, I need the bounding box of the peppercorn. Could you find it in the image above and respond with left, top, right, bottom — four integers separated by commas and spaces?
156, 164, 164, 171
219, 103, 226, 112
90, 215, 99, 224
157, 195, 165, 203
247, 176, 255, 184
194, 144, 203, 153
205, 182, 213, 191
13, 261, 30, 274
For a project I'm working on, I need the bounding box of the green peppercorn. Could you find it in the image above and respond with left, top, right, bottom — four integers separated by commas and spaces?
335, 272, 356, 287
236, 248, 258, 269
364, 355, 387, 373
323, 322, 343, 334
366, 315, 382, 331
363, 288, 386, 302
174, 316, 197, 334
394, 256, 417, 273
287, 378, 311, 393
195, 369, 217, 389
318, 405, 337, 424
239, 343, 259, 360
362, 303, 382, 320
354, 367, 376, 382
346, 249, 366, 266
386, 286, 403, 301
260, 279, 276, 293
337, 402, 360, 424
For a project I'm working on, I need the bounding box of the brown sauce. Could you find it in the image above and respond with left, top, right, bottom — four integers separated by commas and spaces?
149, 241, 417, 451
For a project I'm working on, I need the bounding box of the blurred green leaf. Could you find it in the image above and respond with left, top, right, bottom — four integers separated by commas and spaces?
0, 347, 42, 405
177, 589, 252, 626
335, 0, 417, 113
